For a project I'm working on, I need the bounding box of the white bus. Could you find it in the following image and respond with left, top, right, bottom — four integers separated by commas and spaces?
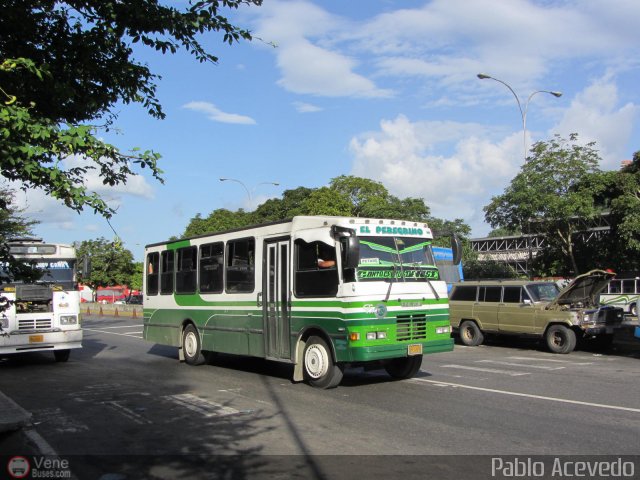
143, 216, 457, 388
0, 239, 82, 362
600, 277, 639, 316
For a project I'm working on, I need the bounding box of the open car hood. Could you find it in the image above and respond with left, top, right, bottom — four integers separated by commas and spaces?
548, 269, 615, 308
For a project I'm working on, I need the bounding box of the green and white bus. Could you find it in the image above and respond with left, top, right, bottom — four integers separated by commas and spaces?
600, 276, 639, 316
143, 216, 457, 388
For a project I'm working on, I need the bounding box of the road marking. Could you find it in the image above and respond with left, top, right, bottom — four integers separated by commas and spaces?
103, 400, 152, 425
411, 377, 640, 414
507, 356, 594, 365
164, 393, 240, 417
33, 407, 90, 433
441, 364, 530, 376
476, 360, 565, 370
87, 325, 142, 329
84, 328, 143, 339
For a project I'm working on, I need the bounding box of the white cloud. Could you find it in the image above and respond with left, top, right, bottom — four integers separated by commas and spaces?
251, 0, 640, 104
253, 1, 392, 98
6, 154, 156, 230
182, 101, 257, 125
293, 101, 323, 113
552, 76, 639, 169
349, 115, 525, 236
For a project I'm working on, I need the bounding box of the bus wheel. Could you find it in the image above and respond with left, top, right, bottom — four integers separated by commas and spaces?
303, 336, 343, 389
459, 320, 484, 346
54, 350, 70, 362
545, 325, 576, 354
384, 355, 422, 379
182, 324, 205, 366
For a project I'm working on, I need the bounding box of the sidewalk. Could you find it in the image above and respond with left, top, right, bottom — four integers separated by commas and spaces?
0, 390, 31, 433
0, 390, 40, 457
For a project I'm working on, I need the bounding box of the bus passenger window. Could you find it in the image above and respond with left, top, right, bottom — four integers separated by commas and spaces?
294, 240, 338, 297
160, 250, 174, 295
146, 252, 159, 295
176, 246, 197, 294
199, 242, 223, 293
225, 238, 255, 293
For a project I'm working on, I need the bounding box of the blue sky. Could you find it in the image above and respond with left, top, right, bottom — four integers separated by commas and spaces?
13, 0, 640, 261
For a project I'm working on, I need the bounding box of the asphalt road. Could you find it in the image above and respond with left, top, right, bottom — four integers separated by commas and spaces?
1, 315, 639, 479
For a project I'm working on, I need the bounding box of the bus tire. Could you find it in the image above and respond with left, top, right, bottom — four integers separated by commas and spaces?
384, 355, 422, 379
54, 349, 70, 362
182, 324, 206, 366
459, 320, 484, 346
303, 336, 343, 389
545, 325, 576, 354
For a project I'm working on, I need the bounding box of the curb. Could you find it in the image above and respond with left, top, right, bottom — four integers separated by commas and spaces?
0, 391, 32, 433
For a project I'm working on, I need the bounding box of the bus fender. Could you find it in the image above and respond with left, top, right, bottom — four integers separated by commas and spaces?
293, 337, 307, 382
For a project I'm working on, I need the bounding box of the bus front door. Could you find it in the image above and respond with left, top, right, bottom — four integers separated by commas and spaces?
264, 239, 291, 360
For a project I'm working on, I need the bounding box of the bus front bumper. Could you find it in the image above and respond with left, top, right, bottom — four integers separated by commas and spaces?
338, 338, 454, 363
0, 330, 83, 354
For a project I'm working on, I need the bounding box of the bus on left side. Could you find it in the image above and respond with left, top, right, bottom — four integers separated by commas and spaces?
0, 239, 82, 362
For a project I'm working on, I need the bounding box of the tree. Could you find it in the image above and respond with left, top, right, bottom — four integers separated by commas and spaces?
181, 176, 472, 253
74, 238, 137, 290
0, 187, 40, 286
583, 150, 640, 273
0, 1, 262, 219
484, 134, 604, 276
183, 209, 253, 238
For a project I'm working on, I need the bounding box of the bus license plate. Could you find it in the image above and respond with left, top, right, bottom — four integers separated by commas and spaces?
29, 335, 44, 343
408, 344, 422, 356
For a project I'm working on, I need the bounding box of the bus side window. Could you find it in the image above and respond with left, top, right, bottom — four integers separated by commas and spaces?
199, 242, 223, 294
146, 252, 160, 296
160, 250, 175, 295
176, 246, 197, 294
226, 238, 255, 293
294, 240, 338, 297
609, 280, 621, 293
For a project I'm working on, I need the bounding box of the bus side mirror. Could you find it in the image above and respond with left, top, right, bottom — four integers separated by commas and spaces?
344, 236, 360, 269
451, 234, 462, 266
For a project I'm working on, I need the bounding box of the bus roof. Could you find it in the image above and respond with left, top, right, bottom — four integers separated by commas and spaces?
145, 215, 434, 249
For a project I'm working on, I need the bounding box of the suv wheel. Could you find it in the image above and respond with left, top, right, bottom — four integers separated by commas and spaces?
459, 320, 484, 346
545, 325, 576, 354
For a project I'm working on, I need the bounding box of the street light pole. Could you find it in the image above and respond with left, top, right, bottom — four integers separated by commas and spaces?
477, 73, 562, 163
219, 178, 280, 204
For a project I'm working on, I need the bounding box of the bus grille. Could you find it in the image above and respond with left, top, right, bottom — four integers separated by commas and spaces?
396, 315, 427, 341
18, 319, 53, 331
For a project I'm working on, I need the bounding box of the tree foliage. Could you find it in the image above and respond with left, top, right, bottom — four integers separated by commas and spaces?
484, 134, 604, 276
74, 237, 137, 290
0, 187, 40, 286
183, 175, 471, 245
0, 1, 261, 218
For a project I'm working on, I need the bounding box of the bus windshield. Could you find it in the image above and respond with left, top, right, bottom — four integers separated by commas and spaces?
355, 236, 439, 282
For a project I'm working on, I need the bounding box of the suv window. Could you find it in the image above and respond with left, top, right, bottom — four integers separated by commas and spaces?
450, 285, 477, 301
502, 286, 522, 303
479, 286, 501, 302
526, 283, 559, 302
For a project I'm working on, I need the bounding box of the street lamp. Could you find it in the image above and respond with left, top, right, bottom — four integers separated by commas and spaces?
477, 73, 562, 162
219, 177, 280, 204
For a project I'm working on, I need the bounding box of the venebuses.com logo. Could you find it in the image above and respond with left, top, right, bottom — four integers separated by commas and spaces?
7, 456, 30, 479
6, 456, 72, 479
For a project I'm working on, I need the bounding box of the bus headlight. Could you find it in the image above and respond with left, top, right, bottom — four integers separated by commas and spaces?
0, 317, 8, 329
436, 326, 451, 334
60, 315, 78, 325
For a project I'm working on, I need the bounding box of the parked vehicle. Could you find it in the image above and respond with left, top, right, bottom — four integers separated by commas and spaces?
0, 238, 82, 362
448, 269, 624, 354
600, 276, 639, 316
